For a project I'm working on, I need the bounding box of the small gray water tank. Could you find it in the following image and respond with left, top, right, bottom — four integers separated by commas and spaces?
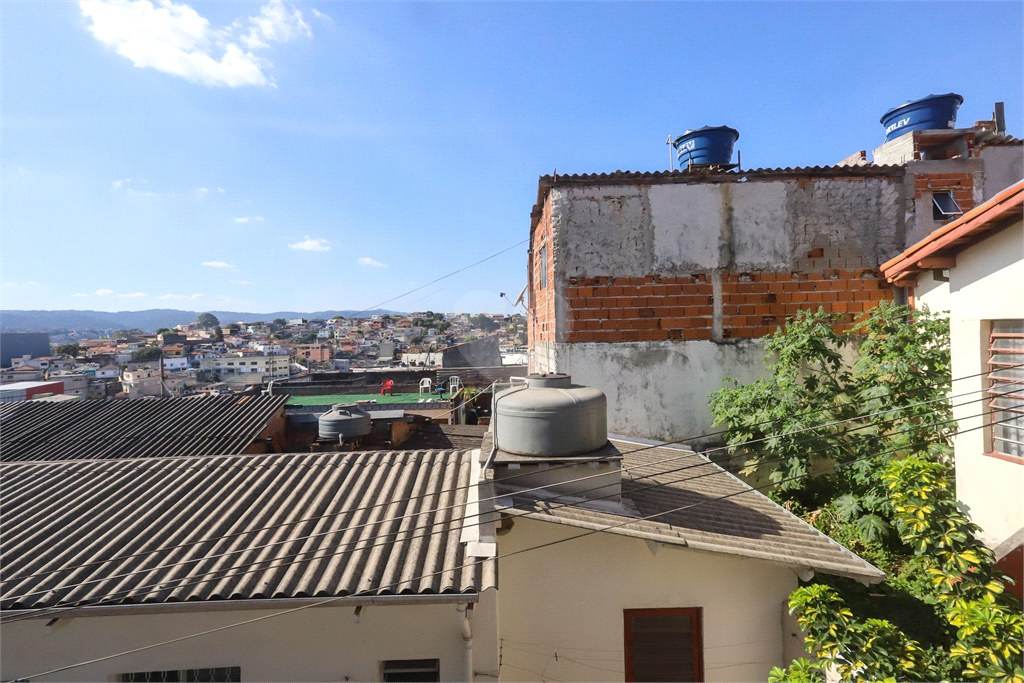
319, 403, 372, 441
494, 374, 607, 457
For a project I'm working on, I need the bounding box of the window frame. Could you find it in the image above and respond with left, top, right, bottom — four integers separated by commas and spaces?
537, 243, 548, 291
932, 190, 963, 221
380, 658, 441, 682
119, 666, 241, 682
623, 606, 704, 682
987, 320, 1024, 464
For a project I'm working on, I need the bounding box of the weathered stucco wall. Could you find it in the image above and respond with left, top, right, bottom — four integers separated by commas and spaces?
551, 178, 905, 280
1, 593, 499, 682
497, 517, 800, 682
551, 339, 768, 443
947, 220, 1024, 545
530, 176, 902, 440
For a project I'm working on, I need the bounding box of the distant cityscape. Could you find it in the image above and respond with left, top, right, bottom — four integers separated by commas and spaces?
0, 310, 526, 402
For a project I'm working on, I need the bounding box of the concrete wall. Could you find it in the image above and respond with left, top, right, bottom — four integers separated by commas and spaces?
497, 518, 800, 682
1, 594, 499, 683
946, 219, 1024, 545
443, 336, 501, 369
981, 145, 1024, 200
531, 177, 903, 441
0, 332, 50, 368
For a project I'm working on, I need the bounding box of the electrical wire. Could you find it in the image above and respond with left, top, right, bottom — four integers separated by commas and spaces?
6, 363, 1014, 587
6, 416, 1006, 682
3, 403, 1016, 623
0, 382, 995, 598
343, 240, 528, 320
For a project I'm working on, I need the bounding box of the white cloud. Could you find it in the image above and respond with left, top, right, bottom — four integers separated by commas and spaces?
158, 292, 205, 300
79, 0, 282, 87
230, 279, 256, 285
358, 257, 387, 268
310, 8, 331, 21
234, 216, 264, 223
202, 260, 234, 268
96, 288, 115, 296
241, 0, 311, 49
288, 236, 331, 252
112, 178, 130, 187
196, 187, 209, 195
217, 187, 226, 193
117, 291, 148, 298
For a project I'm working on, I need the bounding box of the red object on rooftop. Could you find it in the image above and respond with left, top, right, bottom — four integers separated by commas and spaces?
380, 379, 394, 396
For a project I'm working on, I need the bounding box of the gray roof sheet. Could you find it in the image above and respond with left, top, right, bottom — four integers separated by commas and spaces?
0, 394, 288, 461
496, 439, 885, 583
1, 450, 494, 610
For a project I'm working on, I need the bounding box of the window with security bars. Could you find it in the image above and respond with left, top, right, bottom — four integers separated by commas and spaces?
381, 659, 440, 682
989, 320, 1024, 462
623, 607, 704, 682
119, 667, 240, 682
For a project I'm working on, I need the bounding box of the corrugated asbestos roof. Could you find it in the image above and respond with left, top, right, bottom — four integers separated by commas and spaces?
1, 450, 493, 609
496, 439, 885, 583
0, 394, 288, 462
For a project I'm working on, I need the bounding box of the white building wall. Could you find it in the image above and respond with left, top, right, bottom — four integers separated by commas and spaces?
1, 595, 498, 683
497, 518, 800, 683
946, 219, 1024, 545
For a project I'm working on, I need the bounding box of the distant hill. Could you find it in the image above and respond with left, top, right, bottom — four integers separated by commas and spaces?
0, 309, 404, 334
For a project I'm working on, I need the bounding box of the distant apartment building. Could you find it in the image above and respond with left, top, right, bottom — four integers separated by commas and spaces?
293, 343, 332, 363
200, 354, 290, 384
0, 332, 49, 368
121, 365, 163, 399
162, 356, 190, 372
527, 101, 1022, 442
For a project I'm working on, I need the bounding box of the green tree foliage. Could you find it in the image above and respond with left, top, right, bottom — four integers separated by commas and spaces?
709, 302, 951, 539
469, 314, 500, 333
155, 328, 171, 335
54, 344, 81, 357
272, 318, 287, 326
195, 312, 220, 328
714, 303, 1022, 681
774, 458, 1022, 682
132, 346, 162, 362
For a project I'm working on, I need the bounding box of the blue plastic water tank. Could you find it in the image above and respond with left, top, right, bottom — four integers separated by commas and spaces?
672, 126, 740, 167
880, 93, 964, 142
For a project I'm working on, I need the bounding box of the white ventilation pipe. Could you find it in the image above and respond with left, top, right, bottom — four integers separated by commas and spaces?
457, 603, 474, 682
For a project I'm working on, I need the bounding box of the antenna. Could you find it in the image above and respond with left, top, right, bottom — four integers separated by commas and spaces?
666, 136, 675, 171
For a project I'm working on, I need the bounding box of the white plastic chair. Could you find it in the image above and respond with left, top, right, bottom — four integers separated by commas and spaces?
419, 378, 432, 396
448, 376, 463, 395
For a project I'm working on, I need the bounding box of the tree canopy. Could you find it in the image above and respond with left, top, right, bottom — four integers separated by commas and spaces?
132, 346, 162, 362
710, 303, 1022, 682
195, 313, 220, 328
54, 344, 81, 357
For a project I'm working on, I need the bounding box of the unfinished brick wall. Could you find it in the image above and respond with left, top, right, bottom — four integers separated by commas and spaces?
561, 269, 892, 343
914, 172, 976, 212
528, 199, 556, 344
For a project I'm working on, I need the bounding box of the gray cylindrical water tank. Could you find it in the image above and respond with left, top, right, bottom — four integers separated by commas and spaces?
319, 403, 372, 440
494, 373, 607, 457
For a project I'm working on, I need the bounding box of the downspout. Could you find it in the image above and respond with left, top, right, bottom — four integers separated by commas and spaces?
458, 603, 474, 682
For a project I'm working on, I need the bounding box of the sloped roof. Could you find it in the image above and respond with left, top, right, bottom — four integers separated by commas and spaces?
1, 450, 493, 610
496, 439, 885, 583
881, 180, 1024, 283
0, 394, 288, 462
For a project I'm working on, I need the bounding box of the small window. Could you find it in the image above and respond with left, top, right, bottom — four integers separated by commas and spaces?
933, 191, 963, 221
624, 607, 703, 682
538, 245, 548, 290
989, 320, 1024, 462
120, 667, 240, 682
381, 659, 440, 682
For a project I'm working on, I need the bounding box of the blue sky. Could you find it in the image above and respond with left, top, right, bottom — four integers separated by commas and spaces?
3, 1, 1022, 315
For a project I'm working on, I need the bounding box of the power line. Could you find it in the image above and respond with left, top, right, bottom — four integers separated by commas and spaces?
2, 379, 1012, 596
345, 240, 528, 319
4, 402, 1015, 621
6, 363, 1012, 587
8, 417, 1004, 682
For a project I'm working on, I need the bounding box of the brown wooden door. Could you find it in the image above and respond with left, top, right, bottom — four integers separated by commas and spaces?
623, 607, 704, 682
